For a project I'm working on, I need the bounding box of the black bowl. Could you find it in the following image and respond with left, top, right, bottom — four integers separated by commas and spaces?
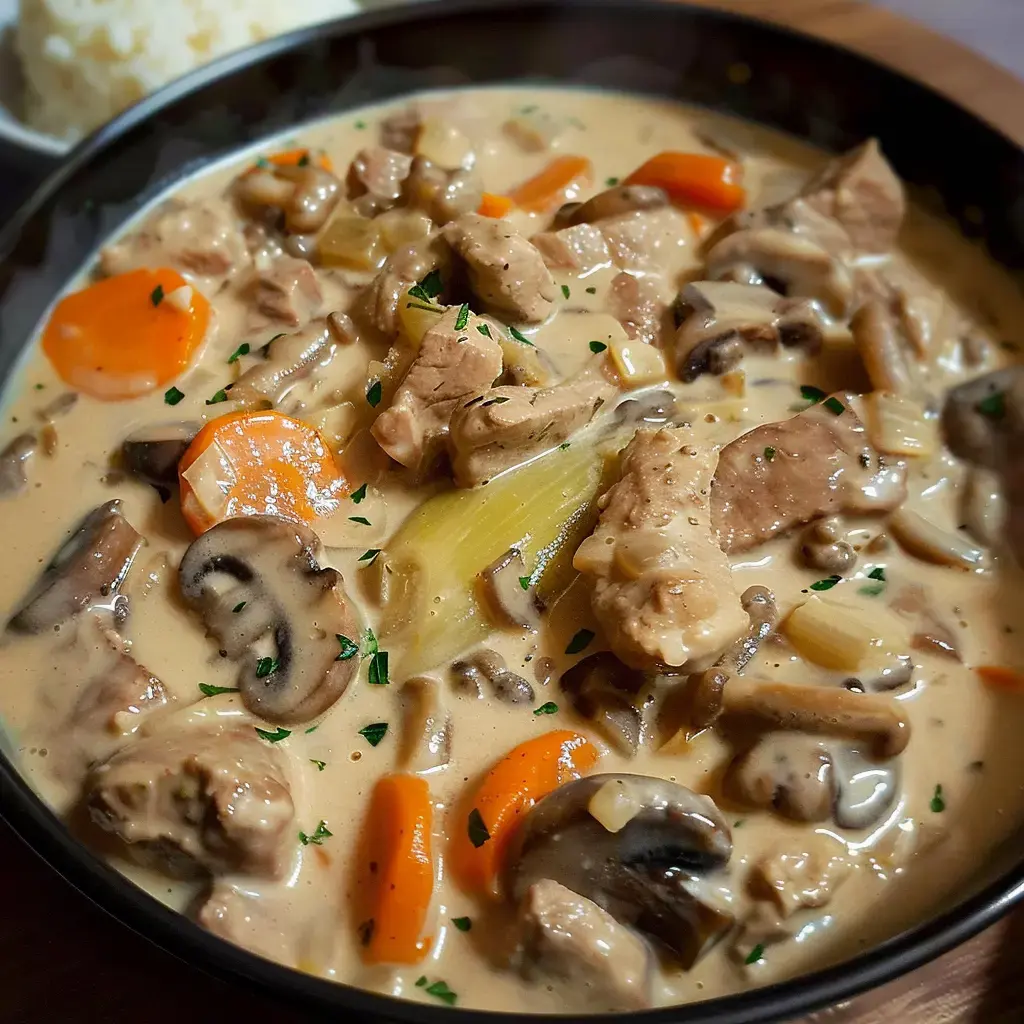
2, 1, 1024, 1021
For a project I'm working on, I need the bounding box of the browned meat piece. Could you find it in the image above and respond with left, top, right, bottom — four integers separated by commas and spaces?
380, 107, 421, 153
405, 156, 483, 225
348, 146, 413, 208
799, 139, 905, 253
851, 299, 925, 397
607, 272, 665, 346
599, 207, 689, 273
246, 256, 322, 327
230, 321, 333, 408
358, 234, 451, 337
100, 198, 249, 280
371, 304, 502, 473
712, 397, 907, 553
516, 879, 652, 1012
749, 839, 852, 918
531, 222, 612, 274
574, 427, 748, 670
87, 724, 295, 880
235, 163, 342, 235
443, 213, 558, 323
447, 379, 612, 487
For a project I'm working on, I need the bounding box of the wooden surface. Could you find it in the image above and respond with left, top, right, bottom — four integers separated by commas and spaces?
4, 2, 1024, 1022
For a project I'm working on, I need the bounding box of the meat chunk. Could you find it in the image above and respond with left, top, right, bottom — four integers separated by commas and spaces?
532, 222, 612, 274
712, 396, 907, 553
799, 139, 905, 253
608, 272, 665, 346
574, 427, 748, 670
87, 724, 295, 880
405, 156, 482, 225
448, 378, 612, 487
380, 107, 421, 153
516, 879, 651, 1012
245, 255, 322, 327
750, 839, 852, 918
443, 213, 558, 323
565, 184, 669, 226
358, 234, 450, 337
599, 207, 689, 274
348, 146, 413, 209
100, 198, 249, 280
230, 320, 333, 407
371, 304, 503, 472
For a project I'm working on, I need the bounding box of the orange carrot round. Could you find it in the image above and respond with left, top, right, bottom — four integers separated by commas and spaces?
448, 730, 600, 897
508, 156, 594, 213
355, 773, 435, 965
624, 151, 746, 213
976, 665, 1024, 692
477, 192, 514, 218
42, 268, 209, 401
178, 409, 346, 534
265, 147, 334, 173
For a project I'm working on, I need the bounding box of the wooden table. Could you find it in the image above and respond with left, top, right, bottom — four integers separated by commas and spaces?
4, 1, 1024, 1021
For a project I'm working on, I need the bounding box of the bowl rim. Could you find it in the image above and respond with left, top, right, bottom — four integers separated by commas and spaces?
2, 1, 1024, 1021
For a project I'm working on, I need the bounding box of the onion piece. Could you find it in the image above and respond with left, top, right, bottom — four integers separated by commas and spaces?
889, 508, 986, 570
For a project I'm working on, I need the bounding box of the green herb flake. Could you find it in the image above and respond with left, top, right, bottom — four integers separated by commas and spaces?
425, 981, 458, 1007
358, 548, 381, 564
559, 442, 570, 450
977, 391, 1006, 420
467, 808, 490, 848
405, 299, 440, 313
859, 582, 885, 597
810, 574, 842, 592
150, 284, 164, 306
310, 759, 327, 771
336, 634, 359, 661
205, 388, 228, 406
358, 722, 388, 747
297, 152, 310, 166
34, 383, 44, 391
868, 567, 886, 581
518, 575, 531, 591
255, 726, 291, 743
411, 268, 443, 300
366, 380, 383, 407
298, 820, 333, 846
227, 342, 250, 364
451, 916, 472, 932
350, 483, 368, 504
454, 303, 470, 330
560, 284, 570, 300
348, 516, 371, 526
368, 651, 389, 686
476, 322, 492, 338
533, 701, 559, 716
362, 628, 379, 657
565, 628, 595, 655
164, 386, 185, 406
822, 396, 845, 416
198, 683, 239, 697
745, 944, 766, 965
585, 286, 597, 295
255, 656, 279, 677
800, 384, 827, 404
930, 784, 946, 813
305, 725, 318, 734
415, 976, 428, 988
605, 176, 620, 186
589, 340, 607, 353
733, 819, 746, 828
508, 325, 534, 346
255, 157, 269, 169
764, 446, 776, 462
482, 397, 510, 407
232, 601, 246, 613
354, 119, 367, 130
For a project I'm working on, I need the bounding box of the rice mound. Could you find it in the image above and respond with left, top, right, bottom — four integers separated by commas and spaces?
17, 0, 353, 142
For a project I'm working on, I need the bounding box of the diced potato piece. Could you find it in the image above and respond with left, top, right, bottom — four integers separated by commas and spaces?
319, 216, 386, 270
783, 594, 910, 671
376, 208, 434, 251
608, 336, 668, 386
415, 117, 473, 170
720, 369, 746, 398
865, 391, 937, 457
503, 110, 563, 152
380, 443, 604, 673
397, 287, 446, 346
588, 779, 644, 833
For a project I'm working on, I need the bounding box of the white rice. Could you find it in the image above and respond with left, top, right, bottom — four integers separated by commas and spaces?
17, 0, 359, 141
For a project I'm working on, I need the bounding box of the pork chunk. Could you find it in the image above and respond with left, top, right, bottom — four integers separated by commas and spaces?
607, 272, 665, 346
100, 198, 249, 280
371, 305, 503, 472
599, 207, 689, 273
517, 879, 652, 1013
443, 213, 558, 323
574, 426, 748, 670
87, 725, 295, 880
448, 379, 612, 487
712, 396, 907, 553
750, 839, 852, 918
246, 255, 322, 327
358, 234, 450, 337
348, 146, 413, 205
532, 222, 613, 274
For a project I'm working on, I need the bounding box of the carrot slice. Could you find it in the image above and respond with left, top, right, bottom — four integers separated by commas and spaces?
448, 730, 600, 897
355, 773, 435, 965
686, 210, 711, 238
265, 147, 334, 173
178, 409, 347, 535
507, 155, 594, 213
42, 268, 209, 401
624, 151, 746, 213
477, 192, 514, 218
976, 665, 1024, 692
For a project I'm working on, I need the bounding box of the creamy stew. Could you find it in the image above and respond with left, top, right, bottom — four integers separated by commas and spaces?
2, 87, 1024, 1014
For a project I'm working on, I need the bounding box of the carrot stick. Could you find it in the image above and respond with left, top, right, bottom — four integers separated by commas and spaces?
355, 774, 435, 965
624, 151, 745, 213
508, 155, 594, 213
477, 192, 514, 218
976, 665, 1024, 692
448, 730, 600, 897
266, 147, 334, 173
42, 268, 209, 401
178, 409, 347, 534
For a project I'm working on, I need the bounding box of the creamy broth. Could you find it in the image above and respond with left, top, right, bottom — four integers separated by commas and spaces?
1, 86, 1024, 1014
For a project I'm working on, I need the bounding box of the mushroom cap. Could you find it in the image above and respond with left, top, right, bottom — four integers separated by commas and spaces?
504, 773, 734, 967
122, 422, 199, 489
178, 515, 358, 724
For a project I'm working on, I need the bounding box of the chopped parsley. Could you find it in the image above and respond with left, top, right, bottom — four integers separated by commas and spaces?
150, 284, 164, 306
605, 176, 620, 186
859, 582, 885, 597
354, 119, 367, 130
358, 548, 381, 564
405, 300, 441, 313
424, 980, 457, 1007
810, 574, 842, 592
310, 759, 327, 771
868, 567, 886, 581
164, 386, 185, 406
481, 397, 510, 407
358, 722, 388, 747
585, 286, 597, 295
408, 268, 443, 302
451, 916, 472, 932
297, 152, 310, 166
745, 944, 765, 965
565, 628, 595, 655
232, 601, 246, 613
34, 383, 44, 390
589, 340, 607, 353
350, 483, 368, 504
977, 391, 1006, 420
800, 384, 827, 404
467, 808, 490, 848
415, 976, 428, 988
368, 650, 389, 685
348, 516, 371, 526
298, 820, 333, 846
305, 725, 318, 734
822, 396, 845, 416
764, 446, 777, 462
255, 726, 291, 743
560, 284, 570, 300
227, 342, 250, 364
362, 628, 379, 657
476, 322, 492, 338
533, 701, 559, 716
255, 656, 279, 677
205, 388, 228, 406
930, 784, 946, 813
508, 325, 534, 346
336, 634, 359, 661
198, 683, 239, 697
559, 442, 571, 450
454, 303, 470, 330
366, 380, 383, 407
518, 575, 531, 591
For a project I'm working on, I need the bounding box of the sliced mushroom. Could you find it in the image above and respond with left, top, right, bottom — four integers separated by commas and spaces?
888, 508, 985, 570
800, 516, 857, 574
450, 648, 534, 705
559, 652, 645, 756
122, 422, 199, 490
236, 162, 342, 235
477, 548, 540, 632
562, 184, 668, 226
397, 676, 451, 774
230, 321, 334, 408
942, 365, 1024, 470
505, 774, 734, 968
0, 433, 36, 496
851, 299, 920, 396
961, 468, 1005, 549
178, 516, 358, 724
831, 746, 900, 829
8, 500, 143, 634
613, 390, 677, 426
844, 654, 914, 693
